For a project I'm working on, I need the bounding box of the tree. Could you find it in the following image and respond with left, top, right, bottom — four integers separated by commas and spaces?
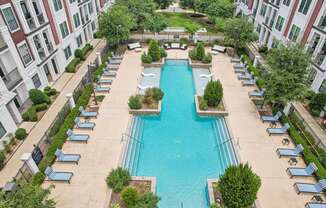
224, 18, 258, 51
154, 0, 174, 9
203, 80, 223, 107
121, 187, 139, 207
148, 40, 161, 62
179, 0, 195, 9
206, 0, 234, 19
219, 163, 261, 208
98, 5, 135, 48
0, 183, 55, 208
133, 193, 160, 208
106, 167, 131, 193
264, 43, 311, 105
144, 13, 167, 35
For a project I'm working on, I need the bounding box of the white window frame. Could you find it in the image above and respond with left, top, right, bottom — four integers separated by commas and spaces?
1, 4, 20, 33
17, 41, 33, 66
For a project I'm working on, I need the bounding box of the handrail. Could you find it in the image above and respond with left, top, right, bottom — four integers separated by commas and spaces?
214, 138, 233, 148
122, 133, 144, 145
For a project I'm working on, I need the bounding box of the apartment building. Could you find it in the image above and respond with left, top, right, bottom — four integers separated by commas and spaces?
235, 0, 326, 93
0, 0, 113, 142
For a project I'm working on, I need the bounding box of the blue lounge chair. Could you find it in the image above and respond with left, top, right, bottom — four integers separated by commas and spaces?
79, 106, 98, 118
44, 166, 73, 183
249, 90, 264, 98
238, 72, 253, 80
55, 149, 81, 164
261, 111, 282, 123
74, 117, 95, 130
276, 144, 304, 157
234, 67, 247, 74
109, 59, 122, 65
306, 202, 326, 208
111, 55, 123, 60
97, 75, 113, 85
94, 85, 111, 93
233, 63, 246, 69
267, 123, 290, 135
66, 129, 89, 142
105, 64, 119, 71
242, 79, 256, 86
287, 163, 318, 178
294, 180, 326, 194
102, 70, 117, 77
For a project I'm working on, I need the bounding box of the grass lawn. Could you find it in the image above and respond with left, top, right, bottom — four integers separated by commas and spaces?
161, 13, 220, 34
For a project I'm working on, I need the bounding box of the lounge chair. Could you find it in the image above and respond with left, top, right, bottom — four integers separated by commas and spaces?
249, 90, 264, 98
267, 123, 290, 135
164, 43, 170, 49
138, 84, 151, 90
231, 56, 242, 63
94, 85, 111, 93
233, 63, 246, 69
200, 73, 214, 78
212, 45, 226, 53
105, 64, 119, 71
294, 180, 326, 194
181, 44, 187, 50
141, 72, 156, 77
44, 166, 73, 183
66, 129, 89, 142
171, 43, 181, 49
242, 79, 256, 86
234, 67, 247, 74
109, 59, 122, 65
128, 42, 141, 50
102, 70, 117, 77
79, 106, 98, 118
111, 55, 123, 60
97, 76, 113, 85
306, 202, 326, 208
74, 117, 95, 130
276, 144, 304, 157
261, 111, 282, 123
55, 149, 81, 164
238, 72, 253, 80
287, 163, 318, 178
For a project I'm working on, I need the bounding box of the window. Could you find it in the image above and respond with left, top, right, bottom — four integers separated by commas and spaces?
69, 0, 76, 3
73, 13, 80, 28
275, 16, 285, 31
91, 21, 95, 31
1, 7, 19, 31
76, 35, 82, 47
288, 24, 301, 41
52, 0, 62, 12
318, 16, 326, 29
319, 79, 326, 93
298, 0, 312, 15
0, 122, 6, 139
32, 73, 41, 88
283, 0, 291, 6
63, 46, 72, 60
18, 43, 33, 65
59, 21, 69, 39
88, 3, 93, 14
259, 4, 267, 17
256, 24, 262, 33
307, 68, 317, 85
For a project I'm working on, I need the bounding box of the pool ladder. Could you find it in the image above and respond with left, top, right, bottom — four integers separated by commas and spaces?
121, 133, 144, 145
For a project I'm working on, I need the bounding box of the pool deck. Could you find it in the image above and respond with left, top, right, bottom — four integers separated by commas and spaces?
44, 48, 317, 208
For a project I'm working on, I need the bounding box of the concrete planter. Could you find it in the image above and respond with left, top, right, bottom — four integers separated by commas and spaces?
131, 176, 157, 193
129, 101, 162, 115
195, 96, 228, 116
207, 179, 220, 205
142, 58, 164, 68
190, 62, 212, 68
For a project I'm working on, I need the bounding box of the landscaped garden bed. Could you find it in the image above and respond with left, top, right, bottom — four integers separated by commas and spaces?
195, 95, 227, 116
141, 40, 167, 66
65, 43, 94, 73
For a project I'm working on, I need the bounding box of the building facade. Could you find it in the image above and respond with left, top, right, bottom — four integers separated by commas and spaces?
0, 0, 112, 142
235, 0, 326, 93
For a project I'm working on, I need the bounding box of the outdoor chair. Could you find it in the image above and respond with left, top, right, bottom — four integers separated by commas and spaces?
74, 117, 95, 130
105, 64, 119, 71
79, 106, 98, 118
97, 76, 113, 85
276, 144, 304, 157
200, 73, 214, 78
181, 44, 187, 50
234, 67, 247, 74
138, 84, 151, 90
212, 45, 226, 53
44, 166, 73, 183
233, 63, 246, 69
102, 70, 117, 77
66, 129, 89, 142
267, 123, 290, 135
142, 72, 156, 77
171, 43, 181, 49
94, 85, 111, 93
306, 202, 326, 208
128, 42, 141, 50
242, 79, 256, 86
249, 90, 264, 98
287, 163, 318, 178
294, 180, 326, 194
55, 149, 81, 164
231, 56, 243, 63
238, 72, 253, 80
109, 59, 122, 65
261, 111, 282, 123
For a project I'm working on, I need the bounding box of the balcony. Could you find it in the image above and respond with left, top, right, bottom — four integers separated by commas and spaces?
46, 42, 54, 53
317, 16, 326, 30
26, 17, 36, 30
37, 13, 45, 25
0, 34, 8, 52
2, 68, 23, 91
37, 48, 46, 60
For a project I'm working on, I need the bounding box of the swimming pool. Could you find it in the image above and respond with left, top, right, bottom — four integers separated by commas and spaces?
123, 59, 237, 207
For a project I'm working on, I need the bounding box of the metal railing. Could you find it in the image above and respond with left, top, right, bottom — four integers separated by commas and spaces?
26, 17, 36, 30
37, 13, 45, 25
2, 68, 23, 91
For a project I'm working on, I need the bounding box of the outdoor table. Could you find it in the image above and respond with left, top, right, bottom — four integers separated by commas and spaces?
312, 195, 323, 202
288, 157, 298, 166
282, 138, 290, 145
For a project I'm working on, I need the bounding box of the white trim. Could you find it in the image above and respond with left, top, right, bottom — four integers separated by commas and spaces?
17, 41, 34, 67
0, 4, 21, 33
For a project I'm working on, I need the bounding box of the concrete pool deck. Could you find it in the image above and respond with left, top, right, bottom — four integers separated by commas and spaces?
44, 48, 317, 208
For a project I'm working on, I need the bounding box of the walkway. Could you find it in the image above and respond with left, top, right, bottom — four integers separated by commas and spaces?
0, 39, 105, 187
211, 53, 318, 208
44, 49, 143, 208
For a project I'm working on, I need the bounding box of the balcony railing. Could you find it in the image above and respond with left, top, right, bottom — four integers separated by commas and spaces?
315, 53, 326, 66
37, 48, 46, 60
2, 68, 23, 91
0, 34, 7, 52
317, 16, 326, 30
26, 17, 36, 30
46, 42, 54, 53
37, 13, 45, 25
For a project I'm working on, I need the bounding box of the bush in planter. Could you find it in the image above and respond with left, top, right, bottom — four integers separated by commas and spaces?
204, 80, 223, 107
148, 40, 161, 62
65, 58, 81, 73
143, 89, 154, 106
141, 53, 152, 64
199, 97, 208, 110
219, 163, 261, 208
309, 93, 326, 115
188, 49, 197, 60
133, 193, 160, 208
35, 103, 48, 112
151, 87, 164, 102
15, 128, 27, 140
0, 150, 5, 169
106, 167, 131, 193
160, 48, 167, 58
195, 42, 205, 61
44, 87, 57, 96
121, 186, 139, 207
22, 107, 38, 121
74, 49, 84, 59
202, 53, 212, 64
29, 89, 49, 105
128, 95, 142, 110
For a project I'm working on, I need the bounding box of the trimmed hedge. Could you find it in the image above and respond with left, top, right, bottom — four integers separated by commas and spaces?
33, 85, 93, 185
15, 128, 27, 140
242, 54, 265, 89
65, 44, 93, 72
22, 107, 37, 122
92, 64, 105, 82
65, 58, 81, 73
81, 43, 93, 59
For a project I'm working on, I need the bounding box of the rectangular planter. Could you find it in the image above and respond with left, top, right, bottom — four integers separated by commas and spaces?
131, 176, 157, 193
195, 96, 228, 116
191, 62, 212, 69
129, 101, 161, 115
207, 179, 219, 205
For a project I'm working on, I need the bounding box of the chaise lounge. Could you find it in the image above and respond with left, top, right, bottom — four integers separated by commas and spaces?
102, 70, 117, 77
233, 63, 246, 69
212, 45, 226, 53
261, 111, 282, 123
74, 117, 95, 130
242, 79, 256, 86
294, 180, 326, 194
231, 56, 242, 63
128, 42, 141, 50
109, 59, 122, 65
79, 106, 98, 118
44, 166, 73, 183
249, 90, 264, 98
97, 76, 113, 85
66, 129, 89, 142
276, 144, 304, 157
238, 72, 253, 80
141, 72, 156, 77
55, 149, 81, 164
94, 85, 111, 93
234, 67, 247, 74
267, 123, 290, 135
287, 163, 318, 178
306, 202, 326, 208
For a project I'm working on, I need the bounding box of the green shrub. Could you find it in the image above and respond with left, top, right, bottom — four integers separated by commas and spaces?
204, 80, 223, 107
188, 49, 197, 60
210, 204, 220, 208
22, 111, 30, 121
180, 38, 189, 44
15, 128, 27, 140
106, 167, 131, 193
160, 48, 167, 58
309, 93, 326, 114
23, 107, 38, 122
29, 89, 48, 105
121, 187, 139, 207
143, 90, 154, 105
34, 103, 48, 112
110, 204, 120, 208
92, 64, 105, 82
195, 42, 205, 60
219, 163, 261, 208
74, 49, 83, 59
81, 43, 93, 60
44, 87, 57, 97
258, 45, 268, 53
0, 151, 5, 169
151, 87, 164, 102
128, 95, 142, 109
141, 53, 152, 64
96, 95, 105, 102
199, 97, 208, 110
202, 53, 212, 64
93, 31, 102, 38
133, 193, 160, 208
148, 40, 161, 62
65, 58, 81, 73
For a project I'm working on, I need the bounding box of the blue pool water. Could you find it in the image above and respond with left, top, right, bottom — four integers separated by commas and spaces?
123, 60, 236, 208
